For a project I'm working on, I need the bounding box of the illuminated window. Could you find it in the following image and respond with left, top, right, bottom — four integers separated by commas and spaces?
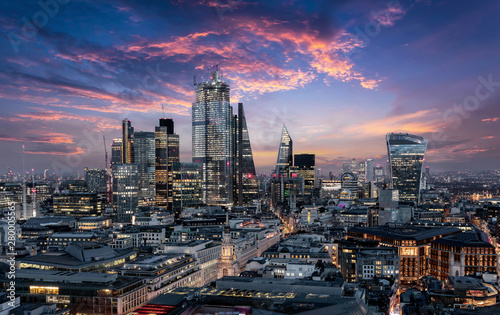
30, 286, 59, 295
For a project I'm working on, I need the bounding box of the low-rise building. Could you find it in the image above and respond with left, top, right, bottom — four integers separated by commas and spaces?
429, 230, 498, 280
19, 242, 137, 272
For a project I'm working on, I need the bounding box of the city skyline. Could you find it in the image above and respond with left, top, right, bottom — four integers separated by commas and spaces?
1, 0, 500, 174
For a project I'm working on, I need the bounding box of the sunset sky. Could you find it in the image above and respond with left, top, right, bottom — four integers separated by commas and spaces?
1, 0, 499, 175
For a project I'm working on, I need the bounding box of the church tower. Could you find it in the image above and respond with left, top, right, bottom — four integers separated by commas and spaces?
217, 211, 239, 278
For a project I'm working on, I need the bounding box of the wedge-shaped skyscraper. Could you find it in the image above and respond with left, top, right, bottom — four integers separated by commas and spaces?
233, 102, 258, 206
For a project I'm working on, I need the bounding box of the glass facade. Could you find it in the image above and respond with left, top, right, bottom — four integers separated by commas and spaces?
172, 162, 203, 215
111, 138, 123, 165
275, 125, 293, 177
155, 119, 179, 210
133, 132, 155, 202
112, 164, 138, 222
233, 102, 258, 206
84, 168, 106, 194
192, 69, 233, 206
122, 119, 134, 164
293, 154, 315, 197
53, 192, 102, 218
386, 133, 427, 204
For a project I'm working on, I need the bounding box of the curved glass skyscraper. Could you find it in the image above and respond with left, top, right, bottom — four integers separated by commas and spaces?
192, 67, 233, 206
386, 133, 427, 204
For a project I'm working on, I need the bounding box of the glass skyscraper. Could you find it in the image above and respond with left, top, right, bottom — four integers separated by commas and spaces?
275, 124, 293, 177
155, 118, 179, 211
122, 119, 134, 164
293, 153, 315, 197
386, 133, 427, 204
192, 67, 233, 206
111, 138, 123, 165
134, 131, 156, 203
112, 164, 138, 222
233, 102, 258, 206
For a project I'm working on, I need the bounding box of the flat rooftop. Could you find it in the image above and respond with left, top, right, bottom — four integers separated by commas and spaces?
433, 230, 494, 248
349, 225, 461, 241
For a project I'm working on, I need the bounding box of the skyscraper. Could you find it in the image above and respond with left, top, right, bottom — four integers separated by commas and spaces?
374, 164, 384, 184
350, 158, 358, 175
233, 103, 258, 206
192, 66, 233, 206
386, 133, 427, 204
293, 153, 315, 198
122, 119, 134, 164
365, 158, 374, 182
340, 172, 358, 200
275, 125, 293, 177
111, 138, 123, 165
134, 131, 155, 203
112, 164, 138, 222
155, 118, 179, 211
271, 125, 294, 212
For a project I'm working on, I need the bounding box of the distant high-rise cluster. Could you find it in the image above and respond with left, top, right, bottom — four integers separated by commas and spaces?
105, 66, 259, 222
192, 66, 258, 207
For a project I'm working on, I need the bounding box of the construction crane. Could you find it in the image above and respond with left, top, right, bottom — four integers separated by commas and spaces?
103, 135, 111, 202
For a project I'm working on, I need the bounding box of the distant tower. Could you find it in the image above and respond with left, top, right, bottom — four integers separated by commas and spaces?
350, 158, 357, 175
386, 133, 427, 204
218, 212, 238, 278
122, 119, 134, 164
275, 125, 293, 177
365, 158, 374, 182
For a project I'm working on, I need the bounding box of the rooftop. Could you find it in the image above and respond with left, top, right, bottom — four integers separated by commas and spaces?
349, 224, 461, 241
433, 231, 494, 248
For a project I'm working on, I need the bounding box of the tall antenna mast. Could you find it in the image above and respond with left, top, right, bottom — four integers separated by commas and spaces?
22, 145, 27, 219
162, 104, 165, 117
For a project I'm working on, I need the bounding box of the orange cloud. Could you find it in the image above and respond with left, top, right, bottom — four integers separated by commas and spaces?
343, 109, 442, 137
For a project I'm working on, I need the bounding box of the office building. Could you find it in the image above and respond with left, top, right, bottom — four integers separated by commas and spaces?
293, 153, 315, 198
429, 230, 498, 280
340, 172, 358, 200
172, 162, 203, 213
374, 164, 384, 184
122, 118, 134, 164
275, 125, 293, 177
53, 192, 102, 218
386, 133, 427, 204
134, 131, 156, 202
365, 158, 374, 182
233, 102, 258, 206
350, 158, 358, 175
155, 118, 179, 210
111, 138, 123, 165
192, 66, 233, 206
84, 168, 106, 194
348, 224, 461, 286
112, 164, 139, 222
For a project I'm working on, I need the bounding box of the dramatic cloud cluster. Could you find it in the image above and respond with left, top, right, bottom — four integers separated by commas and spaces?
0, 0, 499, 173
